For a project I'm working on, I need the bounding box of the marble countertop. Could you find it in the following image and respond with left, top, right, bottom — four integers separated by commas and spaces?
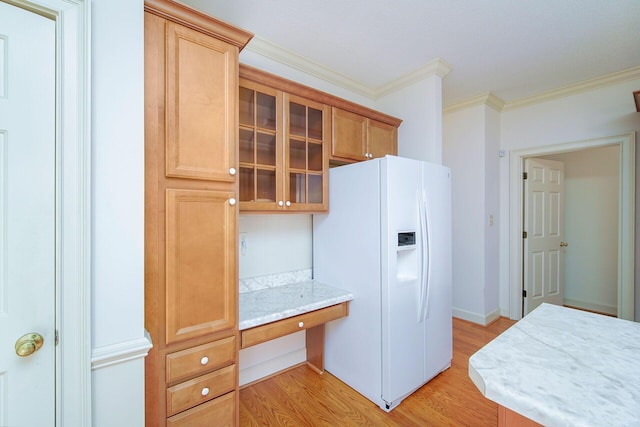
239, 280, 353, 331
469, 303, 640, 426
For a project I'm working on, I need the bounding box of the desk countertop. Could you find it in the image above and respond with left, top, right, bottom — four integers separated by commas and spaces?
239, 280, 353, 331
469, 303, 640, 426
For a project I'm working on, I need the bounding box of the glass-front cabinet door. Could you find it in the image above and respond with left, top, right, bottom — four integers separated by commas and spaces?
238, 80, 282, 211
284, 94, 329, 211
238, 79, 329, 212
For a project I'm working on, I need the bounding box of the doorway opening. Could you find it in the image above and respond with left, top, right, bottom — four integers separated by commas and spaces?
509, 133, 635, 320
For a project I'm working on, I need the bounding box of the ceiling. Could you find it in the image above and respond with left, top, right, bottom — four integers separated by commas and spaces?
181, 0, 640, 107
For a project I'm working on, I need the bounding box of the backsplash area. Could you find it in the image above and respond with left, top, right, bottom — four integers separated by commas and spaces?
240, 268, 312, 293
239, 214, 313, 290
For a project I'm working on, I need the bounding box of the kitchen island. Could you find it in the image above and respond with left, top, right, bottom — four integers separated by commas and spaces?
239, 280, 353, 373
469, 303, 640, 426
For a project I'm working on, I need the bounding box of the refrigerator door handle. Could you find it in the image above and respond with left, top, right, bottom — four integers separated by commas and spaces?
417, 190, 428, 322
423, 190, 433, 320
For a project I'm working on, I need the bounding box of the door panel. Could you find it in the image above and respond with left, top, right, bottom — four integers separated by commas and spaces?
524, 158, 565, 314
0, 2, 56, 424
165, 189, 237, 344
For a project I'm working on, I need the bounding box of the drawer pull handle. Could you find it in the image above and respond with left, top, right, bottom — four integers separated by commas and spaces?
229, 198, 237, 206
201, 387, 210, 397
298, 321, 304, 328
200, 356, 208, 366
229, 167, 236, 176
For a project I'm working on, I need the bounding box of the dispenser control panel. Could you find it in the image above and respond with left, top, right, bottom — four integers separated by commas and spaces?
397, 231, 416, 247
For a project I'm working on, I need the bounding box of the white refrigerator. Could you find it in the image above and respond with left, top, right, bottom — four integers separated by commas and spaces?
313, 155, 452, 412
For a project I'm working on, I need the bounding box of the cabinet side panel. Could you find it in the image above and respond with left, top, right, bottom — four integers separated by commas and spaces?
166, 22, 238, 181
165, 189, 237, 344
144, 11, 166, 426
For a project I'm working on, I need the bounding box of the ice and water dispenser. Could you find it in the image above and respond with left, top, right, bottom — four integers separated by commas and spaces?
396, 231, 418, 282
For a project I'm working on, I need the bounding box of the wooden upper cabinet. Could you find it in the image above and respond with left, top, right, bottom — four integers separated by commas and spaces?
238, 74, 330, 213
368, 119, 398, 159
331, 108, 367, 161
331, 107, 400, 162
165, 22, 238, 182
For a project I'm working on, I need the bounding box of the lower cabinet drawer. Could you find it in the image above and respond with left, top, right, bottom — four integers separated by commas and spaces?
241, 301, 349, 348
167, 391, 236, 427
166, 364, 236, 417
166, 336, 236, 383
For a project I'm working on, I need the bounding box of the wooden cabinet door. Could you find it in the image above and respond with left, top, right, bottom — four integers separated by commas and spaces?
165, 22, 238, 182
284, 94, 330, 212
165, 189, 237, 344
331, 107, 367, 161
368, 119, 397, 159
238, 80, 283, 211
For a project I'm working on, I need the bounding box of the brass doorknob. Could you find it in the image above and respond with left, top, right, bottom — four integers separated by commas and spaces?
15, 333, 44, 357
560, 241, 569, 247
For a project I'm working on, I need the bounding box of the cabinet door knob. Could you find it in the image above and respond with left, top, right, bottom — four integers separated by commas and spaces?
200, 356, 209, 366
201, 387, 210, 397
278, 200, 284, 207
229, 198, 236, 206
298, 321, 304, 328
229, 167, 236, 176
285, 201, 291, 207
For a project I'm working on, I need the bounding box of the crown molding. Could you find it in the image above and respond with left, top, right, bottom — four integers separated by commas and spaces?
503, 65, 640, 111
443, 92, 505, 114
245, 36, 376, 98
444, 65, 640, 114
246, 37, 452, 101
375, 58, 452, 99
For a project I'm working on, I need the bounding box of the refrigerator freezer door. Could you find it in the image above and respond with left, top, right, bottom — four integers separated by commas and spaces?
380, 156, 427, 407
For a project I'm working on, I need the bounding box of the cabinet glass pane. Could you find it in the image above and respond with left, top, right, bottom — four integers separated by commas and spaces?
256, 132, 276, 166
239, 87, 254, 126
289, 173, 306, 203
308, 174, 323, 204
289, 102, 306, 137
308, 142, 322, 171
289, 139, 306, 170
308, 107, 323, 140
239, 167, 255, 202
257, 169, 276, 202
256, 92, 276, 130
239, 128, 255, 163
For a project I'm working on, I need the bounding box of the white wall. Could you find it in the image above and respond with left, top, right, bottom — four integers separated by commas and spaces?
377, 75, 444, 163
444, 76, 640, 323
443, 105, 487, 320
500, 78, 640, 320
239, 215, 312, 278
541, 146, 620, 315
91, 0, 147, 425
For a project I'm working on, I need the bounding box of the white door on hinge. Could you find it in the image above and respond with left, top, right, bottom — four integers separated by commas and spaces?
523, 158, 565, 315
0, 2, 56, 425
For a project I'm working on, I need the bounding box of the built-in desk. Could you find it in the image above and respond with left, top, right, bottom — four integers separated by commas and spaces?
469, 303, 640, 426
239, 280, 353, 373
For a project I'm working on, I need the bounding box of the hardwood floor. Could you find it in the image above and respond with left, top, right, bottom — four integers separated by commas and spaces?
239, 317, 516, 426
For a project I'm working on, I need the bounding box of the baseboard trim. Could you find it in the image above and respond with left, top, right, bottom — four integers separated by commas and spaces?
453, 307, 501, 326
563, 298, 617, 316
91, 333, 153, 370
239, 348, 306, 387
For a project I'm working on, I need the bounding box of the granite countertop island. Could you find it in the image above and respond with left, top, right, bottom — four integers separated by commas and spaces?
239, 280, 353, 331
469, 303, 640, 426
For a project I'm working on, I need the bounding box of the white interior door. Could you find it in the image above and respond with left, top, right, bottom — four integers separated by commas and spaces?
523, 158, 565, 315
0, 2, 56, 424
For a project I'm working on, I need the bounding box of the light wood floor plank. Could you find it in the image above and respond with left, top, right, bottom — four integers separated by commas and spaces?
240, 317, 516, 426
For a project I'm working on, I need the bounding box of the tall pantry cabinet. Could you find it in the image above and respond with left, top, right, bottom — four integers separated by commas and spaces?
144, 1, 252, 425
